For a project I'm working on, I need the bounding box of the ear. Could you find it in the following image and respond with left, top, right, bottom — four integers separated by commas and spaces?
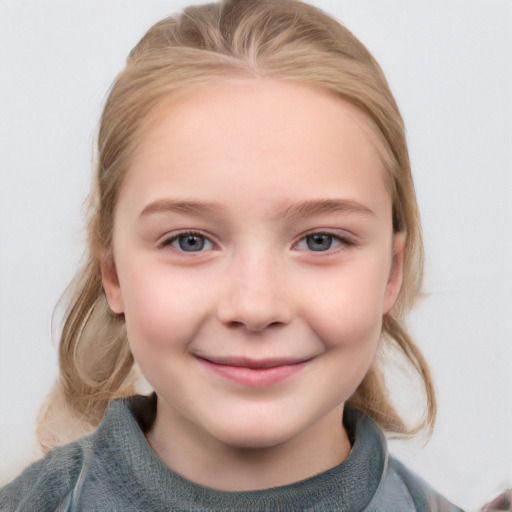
383, 233, 405, 313
101, 254, 125, 314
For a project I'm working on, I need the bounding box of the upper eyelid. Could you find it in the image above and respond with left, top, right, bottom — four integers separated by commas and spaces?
293, 228, 356, 243
156, 228, 356, 248
291, 230, 358, 253
159, 230, 218, 248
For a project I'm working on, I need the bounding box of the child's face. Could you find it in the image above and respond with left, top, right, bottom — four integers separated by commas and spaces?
103, 79, 404, 450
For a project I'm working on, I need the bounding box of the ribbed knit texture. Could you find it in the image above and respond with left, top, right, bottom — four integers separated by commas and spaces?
0, 395, 463, 511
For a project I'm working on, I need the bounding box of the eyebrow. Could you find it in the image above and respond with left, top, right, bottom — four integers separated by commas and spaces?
139, 199, 228, 219
139, 198, 374, 221
275, 199, 375, 223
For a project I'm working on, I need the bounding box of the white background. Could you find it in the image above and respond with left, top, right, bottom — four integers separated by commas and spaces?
0, 1, 511, 509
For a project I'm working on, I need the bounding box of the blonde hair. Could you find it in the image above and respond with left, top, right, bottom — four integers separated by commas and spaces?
38, 0, 434, 451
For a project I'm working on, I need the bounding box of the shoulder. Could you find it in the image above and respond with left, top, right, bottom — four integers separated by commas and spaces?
381, 456, 464, 512
344, 408, 463, 511
0, 439, 86, 511
0, 395, 156, 512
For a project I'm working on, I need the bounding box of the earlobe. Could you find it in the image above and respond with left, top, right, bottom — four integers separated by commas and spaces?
383, 233, 405, 313
101, 255, 125, 314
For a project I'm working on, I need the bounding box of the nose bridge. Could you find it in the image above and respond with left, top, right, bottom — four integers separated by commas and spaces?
217, 242, 292, 331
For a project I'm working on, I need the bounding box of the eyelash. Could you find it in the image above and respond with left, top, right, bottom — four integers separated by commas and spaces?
159, 230, 355, 254
294, 232, 355, 253
159, 231, 216, 253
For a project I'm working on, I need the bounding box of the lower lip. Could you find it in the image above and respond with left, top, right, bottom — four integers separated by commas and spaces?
199, 359, 308, 387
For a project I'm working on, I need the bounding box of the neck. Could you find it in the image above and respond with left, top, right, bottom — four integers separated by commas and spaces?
147, 399, 351, 492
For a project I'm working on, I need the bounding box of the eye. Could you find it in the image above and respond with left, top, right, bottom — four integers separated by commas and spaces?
162, 232, 215, 252
295, 232, 351, 252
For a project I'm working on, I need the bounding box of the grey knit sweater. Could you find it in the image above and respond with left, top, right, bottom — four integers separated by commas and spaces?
0, 395, 462, 511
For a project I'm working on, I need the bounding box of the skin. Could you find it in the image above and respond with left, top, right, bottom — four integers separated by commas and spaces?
102, 79, 404, 491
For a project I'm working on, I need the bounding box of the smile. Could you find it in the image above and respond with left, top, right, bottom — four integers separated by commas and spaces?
196, 356, 311, 388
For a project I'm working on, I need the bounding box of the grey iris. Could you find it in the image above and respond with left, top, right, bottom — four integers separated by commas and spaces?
179, 234, 206, 251
306, 234, 332, 251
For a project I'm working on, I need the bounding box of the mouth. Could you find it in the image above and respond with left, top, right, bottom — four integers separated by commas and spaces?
196, 356, 311, 387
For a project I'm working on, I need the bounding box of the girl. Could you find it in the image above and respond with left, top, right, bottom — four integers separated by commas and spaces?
0, 0, 465, 509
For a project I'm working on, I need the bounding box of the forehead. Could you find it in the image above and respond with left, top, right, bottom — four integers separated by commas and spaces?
140, 77, 387, 162
121, 79, 392, 220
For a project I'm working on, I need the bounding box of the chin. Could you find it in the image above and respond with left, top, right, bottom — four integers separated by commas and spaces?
206, 416, 301, 450
218, 431, 295, 450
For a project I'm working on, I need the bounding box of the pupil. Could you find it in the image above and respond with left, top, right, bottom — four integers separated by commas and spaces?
179, 235, 204, 251
307, 234, 332, 251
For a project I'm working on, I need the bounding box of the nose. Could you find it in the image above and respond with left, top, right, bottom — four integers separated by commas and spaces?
216, 250, 293, 333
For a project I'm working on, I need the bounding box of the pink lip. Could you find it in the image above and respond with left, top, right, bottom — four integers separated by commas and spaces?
197, 356, 310, 387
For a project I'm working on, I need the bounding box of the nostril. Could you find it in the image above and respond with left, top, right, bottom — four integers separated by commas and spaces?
225, 320, 244, 329
224, 318, 286, 333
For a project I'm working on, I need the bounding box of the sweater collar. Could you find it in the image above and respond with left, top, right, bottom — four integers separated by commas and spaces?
95, 394, 388, 511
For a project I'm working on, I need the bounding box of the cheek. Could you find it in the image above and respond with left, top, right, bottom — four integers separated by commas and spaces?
300, 258, 389, 348
118, 268, 211, 391
119, 263, 211, 352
